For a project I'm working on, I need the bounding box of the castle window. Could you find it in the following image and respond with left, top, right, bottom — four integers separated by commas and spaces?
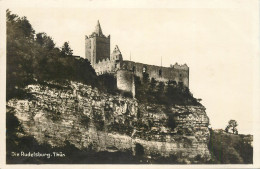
180, 74, 182, 77
133, 66, 136, 72
143, 67, 147, 73
122, 64, 127, 70
159, 69, 162, 76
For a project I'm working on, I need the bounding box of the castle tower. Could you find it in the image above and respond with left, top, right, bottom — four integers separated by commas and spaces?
85, 20, 110, 66
111, 45, 123, 61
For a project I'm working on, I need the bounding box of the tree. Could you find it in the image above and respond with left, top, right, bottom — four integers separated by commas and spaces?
61, 41, 73, 56
157, 81, 165, 94
6, 9, 36, 99
225, 120, 238, 134
36, 32, 55, 50
6, 10, 99, 100
142, 72, 150, 84
149, 78, 157, 92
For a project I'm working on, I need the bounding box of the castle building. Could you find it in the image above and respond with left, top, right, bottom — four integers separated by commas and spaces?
85, 21, 189, 96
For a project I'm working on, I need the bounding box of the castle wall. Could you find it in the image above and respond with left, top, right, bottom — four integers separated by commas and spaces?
121, 61, 189, 87
94, 59, 117, 75
117, 70, 135, 97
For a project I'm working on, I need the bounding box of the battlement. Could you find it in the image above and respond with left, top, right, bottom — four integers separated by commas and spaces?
122, 60, 189, 71
94, 59, 117, 75
86, 33, 110, 39
85, 21, 190, 96
170, 63, 189, 70
121, 60, 189, 87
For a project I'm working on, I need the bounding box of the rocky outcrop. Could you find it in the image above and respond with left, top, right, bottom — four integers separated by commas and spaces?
7, 81, 211, 163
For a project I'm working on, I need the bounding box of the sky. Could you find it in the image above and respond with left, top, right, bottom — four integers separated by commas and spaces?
4, 1, 259, 134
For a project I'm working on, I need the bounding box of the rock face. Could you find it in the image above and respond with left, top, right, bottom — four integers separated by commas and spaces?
7, 81, 211, 163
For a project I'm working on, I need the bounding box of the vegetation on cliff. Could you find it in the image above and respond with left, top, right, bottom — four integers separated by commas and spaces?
134, 74, 200, 106
6, 10, 98, 100
208, 129, 253, 164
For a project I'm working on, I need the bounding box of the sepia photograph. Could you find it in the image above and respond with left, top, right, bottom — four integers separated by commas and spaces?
0, 0, 259, 168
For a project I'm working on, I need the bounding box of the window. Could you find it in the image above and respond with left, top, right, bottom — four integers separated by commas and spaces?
143, 67, 147, 73
133, 66, 136, 72
123, 64, 127, 69
159, 69, 162, 76
179, 74, 182, 77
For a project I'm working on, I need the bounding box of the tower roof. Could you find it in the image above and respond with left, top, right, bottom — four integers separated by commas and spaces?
113, 45, 121, 53
111, 45, 123, 61
94, 20, 103, 36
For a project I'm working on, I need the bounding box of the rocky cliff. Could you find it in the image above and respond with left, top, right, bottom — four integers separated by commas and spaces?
7, 81, 211, 163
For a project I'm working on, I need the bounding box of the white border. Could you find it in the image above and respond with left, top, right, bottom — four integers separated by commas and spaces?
0, 0, 259, 168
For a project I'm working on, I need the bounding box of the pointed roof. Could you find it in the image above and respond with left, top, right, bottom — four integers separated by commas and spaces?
113, 45, 121, 53
111, 45, 123, 61
94, 20, 103, 36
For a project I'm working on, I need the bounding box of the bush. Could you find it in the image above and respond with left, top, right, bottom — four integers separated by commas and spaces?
134, 75, 200, 106
208, 129, 253, 164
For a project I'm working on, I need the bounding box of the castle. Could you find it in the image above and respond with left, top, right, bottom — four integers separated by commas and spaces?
85, 21, 189, 97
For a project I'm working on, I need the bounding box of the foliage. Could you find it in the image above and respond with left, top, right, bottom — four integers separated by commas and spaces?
6, 10, 99, 101
208, 128, 253, 164
135, 75, 200, 106
225, 120, 238, 134
97, 74, 118, 94
61, 42, 73, 56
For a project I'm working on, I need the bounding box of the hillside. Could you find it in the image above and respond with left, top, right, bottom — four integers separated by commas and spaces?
208, 129, 253, 164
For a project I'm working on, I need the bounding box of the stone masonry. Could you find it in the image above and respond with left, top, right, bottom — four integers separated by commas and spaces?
85, 21, 189, 96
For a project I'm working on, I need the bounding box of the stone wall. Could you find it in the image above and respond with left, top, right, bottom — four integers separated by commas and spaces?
94, 58, 117, 75
121, 61, 189, 87
7, 81, 210, 163
116, 70, 135, 97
